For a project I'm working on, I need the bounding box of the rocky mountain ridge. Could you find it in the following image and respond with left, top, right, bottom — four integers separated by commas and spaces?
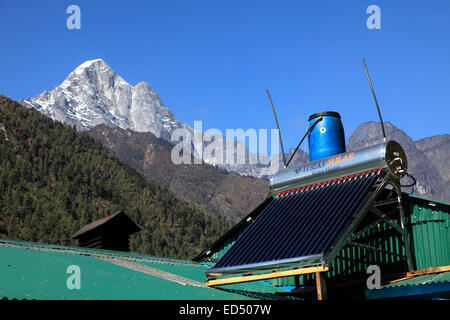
21, 59, 181, 140
347, 122, 449, 202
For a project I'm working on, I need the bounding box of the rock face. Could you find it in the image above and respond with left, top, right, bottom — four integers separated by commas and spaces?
21, 59, 275, 176
20, 59, 180, 140
88, 124, 269, 222
347, 122, 449, 203
415, 135, 450, 183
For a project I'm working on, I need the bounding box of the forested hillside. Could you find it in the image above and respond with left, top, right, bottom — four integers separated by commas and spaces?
0, 95, 231, 259
88, 124, 269, 222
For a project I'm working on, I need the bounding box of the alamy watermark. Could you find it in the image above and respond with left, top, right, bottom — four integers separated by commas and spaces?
366, 265, 381, 289
65, 4, 381, 31
66, 5, 81, 30
66, 265, 81, 290
366, 5, 381, 30
170, 121, 281, 174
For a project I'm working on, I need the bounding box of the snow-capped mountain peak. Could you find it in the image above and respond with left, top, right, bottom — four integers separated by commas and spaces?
20, 58, 278, 178
21, 59, 180, 140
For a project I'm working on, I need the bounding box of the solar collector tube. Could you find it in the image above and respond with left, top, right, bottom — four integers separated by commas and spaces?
316, 172, 381, 254
278, 179, 351, 260
287, 178, 355, 258
250, 186, 325, 263
298, 174, 373, 257
226, 192, 300, 267
266, 181, 342, 262
301, 176, 368, 251
316, 173, 381, 254
311, 176, 369, 254
250, 190, 313, 263
230, 191, 309, 267
247, 182, 330, 265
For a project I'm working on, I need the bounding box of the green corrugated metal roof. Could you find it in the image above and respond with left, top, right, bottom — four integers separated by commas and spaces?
406, 194, 450, 207
0, 238, 294, 300
382, 272, 450, 289
365, 271, 450, 300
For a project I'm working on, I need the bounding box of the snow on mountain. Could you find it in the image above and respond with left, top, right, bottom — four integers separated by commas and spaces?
20, 59, 277, 177
20, 59, 180, 140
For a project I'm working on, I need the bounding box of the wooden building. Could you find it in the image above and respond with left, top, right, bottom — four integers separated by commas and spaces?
72, 211, 141, 252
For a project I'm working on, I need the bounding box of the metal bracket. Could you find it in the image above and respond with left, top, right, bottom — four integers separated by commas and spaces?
347, 241, 406, 259
369, 206, 406, 235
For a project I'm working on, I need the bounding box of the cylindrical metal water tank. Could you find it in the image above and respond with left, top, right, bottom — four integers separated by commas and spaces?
308, 111, 346, 161
270, 140, 408, 195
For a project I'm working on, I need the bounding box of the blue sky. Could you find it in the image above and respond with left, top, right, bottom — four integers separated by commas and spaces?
0, 0, 449, 156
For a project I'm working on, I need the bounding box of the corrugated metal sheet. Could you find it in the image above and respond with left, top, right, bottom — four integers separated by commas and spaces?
383, 271, 450, 289
0, 239, 292, 300
365, 271, 450, 300
404, 195, 450, 270
208, 170, 383, 275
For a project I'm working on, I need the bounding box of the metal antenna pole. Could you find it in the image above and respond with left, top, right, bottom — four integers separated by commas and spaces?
285, 117, 323, 168
363, 58, 387, 141
266, 89, 287, 168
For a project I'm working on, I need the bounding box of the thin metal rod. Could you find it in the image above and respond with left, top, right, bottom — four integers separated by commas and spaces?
266, 89, 287, 168
285, 116, 323, 168
346, 216, 385, 243
348, 241, 406, 258
370, 207, 405, 235
362, 58, 386, 141
388, 182, 414, 272
396, 193, 414, 273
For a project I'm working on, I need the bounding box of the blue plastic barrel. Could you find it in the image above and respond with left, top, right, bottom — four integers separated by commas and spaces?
308, 111, 346, 161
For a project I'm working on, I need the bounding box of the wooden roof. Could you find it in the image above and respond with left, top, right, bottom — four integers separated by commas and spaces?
72, 211, 141, 239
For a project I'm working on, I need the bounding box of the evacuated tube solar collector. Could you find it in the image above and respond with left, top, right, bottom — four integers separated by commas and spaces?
206, 109, 409, 277
206, 63, 415, 279
206, 123, 409, 277
206, 140, 409, 276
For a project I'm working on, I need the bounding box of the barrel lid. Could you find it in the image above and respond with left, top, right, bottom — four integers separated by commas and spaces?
308, 111, 341, 121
